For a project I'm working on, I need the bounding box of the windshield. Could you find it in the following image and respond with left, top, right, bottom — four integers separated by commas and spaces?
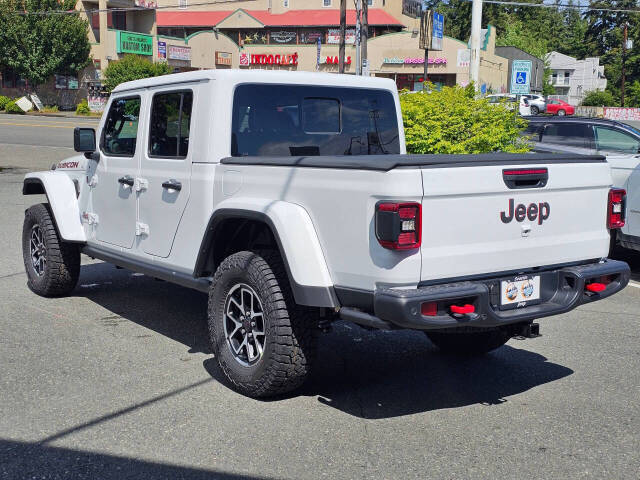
231, 84, 400, 156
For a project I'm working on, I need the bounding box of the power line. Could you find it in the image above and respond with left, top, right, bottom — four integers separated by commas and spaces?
5, 0, 256, 16
472, 0, 640, 14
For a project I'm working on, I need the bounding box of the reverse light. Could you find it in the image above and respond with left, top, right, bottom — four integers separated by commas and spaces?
607, 189, 626, 229
375, 202, 421, 250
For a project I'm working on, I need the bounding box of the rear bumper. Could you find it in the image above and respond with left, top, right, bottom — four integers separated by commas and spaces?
341, 259, 629, 331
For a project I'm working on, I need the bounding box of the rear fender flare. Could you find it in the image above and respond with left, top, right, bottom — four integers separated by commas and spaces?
23, 172, 86, 242
195, 199, 338, 308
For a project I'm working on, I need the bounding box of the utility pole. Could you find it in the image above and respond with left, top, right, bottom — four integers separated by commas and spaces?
621, 23, 628, 107
470, 0, 483, 88
361, 0, 369, 76
338, 0, 347, 74
355, 0, 362, 75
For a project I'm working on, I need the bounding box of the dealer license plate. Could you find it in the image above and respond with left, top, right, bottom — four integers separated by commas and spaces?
500, 275, 541, 309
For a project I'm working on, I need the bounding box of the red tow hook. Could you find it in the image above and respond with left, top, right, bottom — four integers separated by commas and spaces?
450, 304, 475, 315
586, 283, 606, 293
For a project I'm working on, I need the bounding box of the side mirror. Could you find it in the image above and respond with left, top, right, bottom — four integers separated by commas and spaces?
74, 127, 96, 153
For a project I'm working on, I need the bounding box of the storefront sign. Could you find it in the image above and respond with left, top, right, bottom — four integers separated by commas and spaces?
322, 56, 352, 65
239, 52, 299, 66
383, 57, 447, 65
158, 41, 167, 59
117, 31, 153, 55
457, 49, 470, 68
432, 12, 444, 51
270, 31, 297, 44
168, 45, 191, 61
88, 95, 108, 113
55, 74, 68, 89
30, 94, 44, 111
327, 28, 356, 45
302, 31, 324, 44
134, 0, 156, 7
54, 74, 78, 89
216, 51, 232, 66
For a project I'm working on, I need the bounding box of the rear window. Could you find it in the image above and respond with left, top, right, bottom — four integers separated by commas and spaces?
231, 84, 400, 156
540, 123, 588, 147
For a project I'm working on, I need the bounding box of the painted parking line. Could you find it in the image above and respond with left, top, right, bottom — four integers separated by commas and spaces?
628, 281, 640, 289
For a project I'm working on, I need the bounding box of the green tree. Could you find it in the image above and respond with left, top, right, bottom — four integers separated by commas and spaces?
102, 55, 173, 92
0, 0, 91, 86
628, 80, 640, 107
581, 89, 617, 106
496, 19, 549, 59
584, 1, 640, 105
400, 84, 529, 154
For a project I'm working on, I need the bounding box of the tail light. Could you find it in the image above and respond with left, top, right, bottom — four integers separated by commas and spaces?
375, 202, 421, 250
608, 188, 626, 229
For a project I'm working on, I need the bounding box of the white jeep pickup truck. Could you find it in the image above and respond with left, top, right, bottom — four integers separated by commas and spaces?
22, 70, 630, 397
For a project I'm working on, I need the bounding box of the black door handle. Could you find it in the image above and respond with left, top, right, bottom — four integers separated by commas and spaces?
118, 175, 134, 187
162, 179, 182, 191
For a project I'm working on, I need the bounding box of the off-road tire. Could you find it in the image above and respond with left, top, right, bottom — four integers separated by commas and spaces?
530, 105, 539, 115
207, 250, 318, 398
22, 203, 80, 297
426, 328, 511, 356
557, 109, 566, 116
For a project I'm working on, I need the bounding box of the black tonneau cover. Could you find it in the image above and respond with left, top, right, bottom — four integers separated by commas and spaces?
221, 153, 605, 172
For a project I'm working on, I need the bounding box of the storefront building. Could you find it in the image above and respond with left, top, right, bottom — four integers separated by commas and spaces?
0, 1, 510, 109
153, 8, 508, 94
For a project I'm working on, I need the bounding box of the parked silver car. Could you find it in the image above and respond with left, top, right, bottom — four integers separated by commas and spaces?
523, 94, 546, 115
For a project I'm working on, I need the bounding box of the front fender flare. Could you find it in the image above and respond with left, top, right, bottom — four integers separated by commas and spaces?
23, 172, 86, 243
196, 199, 338, 308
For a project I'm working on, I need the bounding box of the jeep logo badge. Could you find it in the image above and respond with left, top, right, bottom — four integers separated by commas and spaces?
500, 199, 550, 225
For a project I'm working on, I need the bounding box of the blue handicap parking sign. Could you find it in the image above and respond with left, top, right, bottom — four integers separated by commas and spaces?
510, 60, 532, 94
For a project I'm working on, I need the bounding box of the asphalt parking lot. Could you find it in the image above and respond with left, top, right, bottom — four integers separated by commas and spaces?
1, 115, 639, 479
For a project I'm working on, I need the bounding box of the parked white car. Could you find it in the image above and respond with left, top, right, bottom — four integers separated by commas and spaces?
487, 93, 531, 115
529, 118, 640, 251
22, 70, 629, 397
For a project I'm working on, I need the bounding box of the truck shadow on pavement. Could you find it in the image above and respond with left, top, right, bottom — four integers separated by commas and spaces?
77, 262, 573, 419
611, 247, 640, 282
0, 438, 268, 480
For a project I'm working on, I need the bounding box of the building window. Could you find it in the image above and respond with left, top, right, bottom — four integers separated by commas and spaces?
368, 0, 373, 5
323, 0, 331, 7
112, 11, 126, 31
179, 0, 187, 9
283, 0, 289, 6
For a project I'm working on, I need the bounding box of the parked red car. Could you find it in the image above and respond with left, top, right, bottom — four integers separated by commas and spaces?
545, 99, 575, 116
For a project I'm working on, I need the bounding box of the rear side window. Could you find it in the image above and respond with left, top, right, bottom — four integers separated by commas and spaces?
593, 126, 640, 153
540, 123, 587, 148
231, 84, 400, 156
149, 91, 193, 158
101, 96, 141, 157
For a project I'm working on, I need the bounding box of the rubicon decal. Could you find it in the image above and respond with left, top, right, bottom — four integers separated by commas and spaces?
500, 199, 550, 225
56, 161, 79, 169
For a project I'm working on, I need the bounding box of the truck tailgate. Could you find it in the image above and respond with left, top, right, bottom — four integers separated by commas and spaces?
420, 161, 613, 282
